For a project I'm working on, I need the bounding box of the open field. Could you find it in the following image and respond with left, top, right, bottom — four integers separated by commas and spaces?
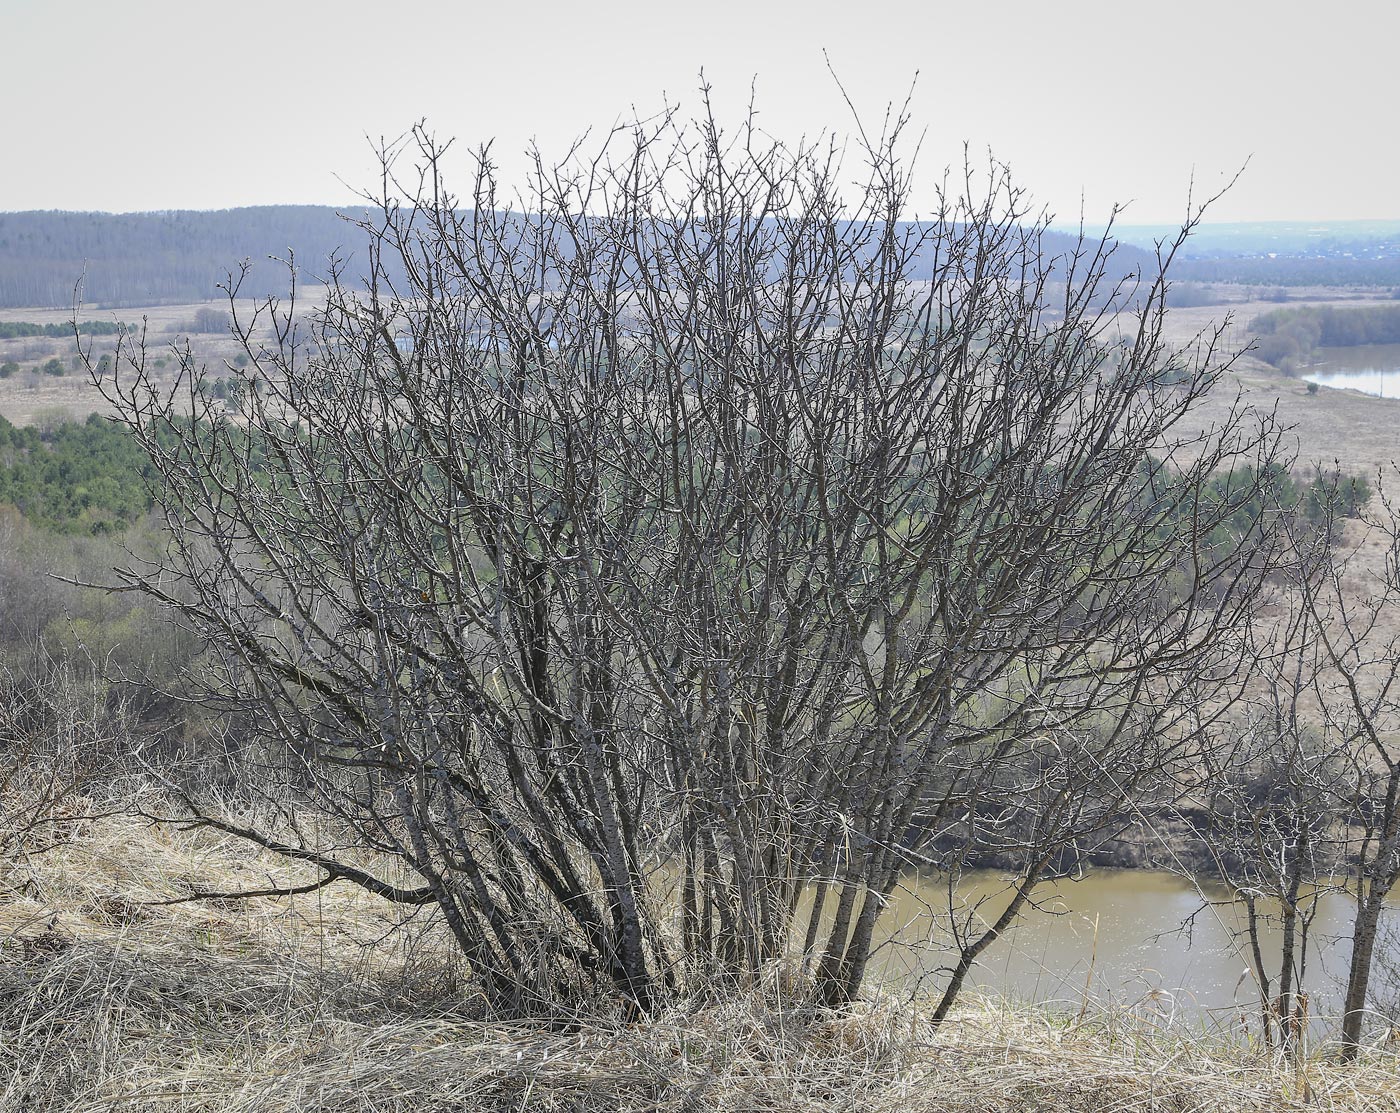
4, 811, 1400, 1112
4, 291, 1399, 481
1150, 297, 1400, 479
0, 299, 302, 428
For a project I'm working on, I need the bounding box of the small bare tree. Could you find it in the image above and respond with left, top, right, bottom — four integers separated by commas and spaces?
0, 651, 133, 894
92, 95, 1280, 1018
1195, 529, 1347, 1060
1284, 477, 1400, 1059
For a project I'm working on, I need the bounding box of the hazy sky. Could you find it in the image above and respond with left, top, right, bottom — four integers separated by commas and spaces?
2, 0, 1394, 224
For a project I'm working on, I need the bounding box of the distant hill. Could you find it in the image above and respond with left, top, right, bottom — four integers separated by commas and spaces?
1109, 219, 1400, 257
1098, 220, 1400, 287
0, 206, 1158, 310
0, 206, 373, 309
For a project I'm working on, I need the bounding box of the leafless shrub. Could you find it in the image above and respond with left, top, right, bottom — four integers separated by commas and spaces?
0, 651, 139, 907
90, 92, 1282, 1019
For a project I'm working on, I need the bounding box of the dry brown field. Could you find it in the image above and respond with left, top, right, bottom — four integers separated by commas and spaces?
1151, 296, 1400, 479
0, 298, 308, 428
3, 291, 1397, 479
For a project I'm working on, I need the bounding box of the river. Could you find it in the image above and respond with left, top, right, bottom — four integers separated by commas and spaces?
853, 869, 1398, 1040
1303, 342, 1400, 398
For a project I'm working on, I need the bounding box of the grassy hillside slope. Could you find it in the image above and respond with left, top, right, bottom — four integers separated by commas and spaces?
2, 814, 1399, 1111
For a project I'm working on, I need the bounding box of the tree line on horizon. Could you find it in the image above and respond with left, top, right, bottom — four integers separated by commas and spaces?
4, 206, 1397, 313
1252, 303, 1400, 373
0, 207, 369, 308
0, 206, 1158, 310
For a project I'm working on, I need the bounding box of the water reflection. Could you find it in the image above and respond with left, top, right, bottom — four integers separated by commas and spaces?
1303, 343, 1400, 399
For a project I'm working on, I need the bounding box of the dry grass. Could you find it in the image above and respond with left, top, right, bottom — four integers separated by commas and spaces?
0, 296, 308, 428
3, 814, 1400, 1111
1145, 297, 1400, 479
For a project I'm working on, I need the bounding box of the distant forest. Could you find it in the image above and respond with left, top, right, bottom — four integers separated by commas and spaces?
5, 207, 1400, 311
1174, 256, 1400, 287
0, 206, 1161, 310
1251, 303, 1400, 372
1111, 221, 1400, 288
0, 207, 377, 308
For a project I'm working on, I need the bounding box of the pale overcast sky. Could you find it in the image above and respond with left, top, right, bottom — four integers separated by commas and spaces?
2, 0, 1394, 224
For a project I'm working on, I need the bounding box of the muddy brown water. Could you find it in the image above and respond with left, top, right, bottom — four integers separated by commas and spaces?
847, 869, 1398, 1039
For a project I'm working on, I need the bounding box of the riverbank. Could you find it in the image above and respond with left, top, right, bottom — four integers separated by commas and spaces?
9, 952, 1399, 1113
4, 814, 1400, 1110
916, 802, 1282, 876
